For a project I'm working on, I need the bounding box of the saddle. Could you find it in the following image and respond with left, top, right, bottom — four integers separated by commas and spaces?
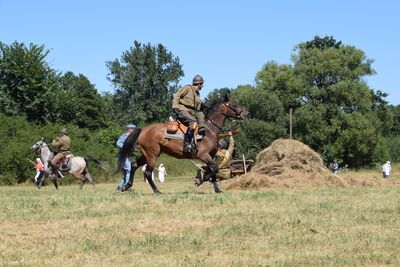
60, 154, 73, 171
48, 154, 73, 172
165, 120, 203, 140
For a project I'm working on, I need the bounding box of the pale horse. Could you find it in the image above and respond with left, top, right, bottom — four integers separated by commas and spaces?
31, 138, 106, 189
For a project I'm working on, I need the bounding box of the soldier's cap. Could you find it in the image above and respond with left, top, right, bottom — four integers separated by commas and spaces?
127, 124, 137, 129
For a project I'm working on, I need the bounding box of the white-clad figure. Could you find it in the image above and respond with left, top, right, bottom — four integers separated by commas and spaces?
142, 164, 154, 183
158, 163, 167, 183
382, 161, 391, 179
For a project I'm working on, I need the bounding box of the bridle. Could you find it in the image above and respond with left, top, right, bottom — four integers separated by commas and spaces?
205, 102, 245, 133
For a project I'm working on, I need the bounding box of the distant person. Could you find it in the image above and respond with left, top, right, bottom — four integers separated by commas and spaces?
34, 158, 45, 185
157, 163, 167, 183
142, 164, 154, 183
331, 160, 339, 175
116, 124, 137, 192
382, 161, 391, 179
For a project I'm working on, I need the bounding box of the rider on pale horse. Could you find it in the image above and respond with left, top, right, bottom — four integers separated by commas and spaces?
172, 75, 206, 153
49, 128, 71, 177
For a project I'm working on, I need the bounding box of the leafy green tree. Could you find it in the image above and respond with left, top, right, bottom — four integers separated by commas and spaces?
48, 72, 107, 129
106, 41, 184, 125
289, 36, 387, 167
0, 41, 57, 121
255, 61, 305, 110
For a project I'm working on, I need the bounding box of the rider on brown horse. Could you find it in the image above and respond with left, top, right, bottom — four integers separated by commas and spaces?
172, 75, 206, 153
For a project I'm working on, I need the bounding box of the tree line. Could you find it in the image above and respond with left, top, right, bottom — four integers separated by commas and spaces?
1, 36, 400, 184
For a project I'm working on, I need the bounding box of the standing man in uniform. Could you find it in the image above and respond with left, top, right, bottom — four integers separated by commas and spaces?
172, 75, 206, 153
50, 128, 71, 177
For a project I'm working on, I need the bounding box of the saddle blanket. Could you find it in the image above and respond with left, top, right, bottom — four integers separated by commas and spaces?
165, 133, 203, 140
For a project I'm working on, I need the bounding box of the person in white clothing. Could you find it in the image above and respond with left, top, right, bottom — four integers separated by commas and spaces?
382, 161, 391, 179
141, 164, 154, 183
157, 163, 167, 183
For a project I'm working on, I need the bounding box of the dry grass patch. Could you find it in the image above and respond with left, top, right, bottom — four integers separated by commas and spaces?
1, 178, 400, 266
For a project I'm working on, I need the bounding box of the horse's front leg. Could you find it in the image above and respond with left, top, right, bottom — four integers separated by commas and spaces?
198, 154, 221, 193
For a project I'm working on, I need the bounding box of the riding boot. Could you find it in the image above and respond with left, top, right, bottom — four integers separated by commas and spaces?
197, 112, 206, 135
49, 163, 63, 179
183, 127, 195, 153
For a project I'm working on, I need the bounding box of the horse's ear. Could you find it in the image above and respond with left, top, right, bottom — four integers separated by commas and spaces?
224, 94, 229, 102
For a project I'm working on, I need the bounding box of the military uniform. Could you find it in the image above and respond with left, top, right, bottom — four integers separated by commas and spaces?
51, 131, 71, 168
172, 84, 204, 127
172, 75, 206, 152
215, 135, 234, 180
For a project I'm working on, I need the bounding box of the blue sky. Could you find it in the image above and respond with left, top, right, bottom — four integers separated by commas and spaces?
1, 0, 399, 104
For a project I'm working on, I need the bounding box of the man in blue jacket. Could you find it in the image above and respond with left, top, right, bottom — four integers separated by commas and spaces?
116, 124, 137, 192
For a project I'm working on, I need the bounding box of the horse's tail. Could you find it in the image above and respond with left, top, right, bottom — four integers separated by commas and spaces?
84, 156, 109, 170
117, 128, 142, 172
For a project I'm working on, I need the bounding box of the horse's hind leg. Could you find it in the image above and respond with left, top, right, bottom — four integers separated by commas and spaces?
124, 155, 146, 191
144, 156, 161, 194
70, 172, 86, 189
84, 169, 95, 188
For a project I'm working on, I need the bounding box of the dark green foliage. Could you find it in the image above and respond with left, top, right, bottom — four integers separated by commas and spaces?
234, 119, 286, 160
106, 41, 184, 125
289, 36, 386, 167
47, 72, 107, 129
0, 114, 114, 185
0, 41, 57, 121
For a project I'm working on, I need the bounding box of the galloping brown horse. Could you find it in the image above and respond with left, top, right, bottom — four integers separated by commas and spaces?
117, 95, 249, 193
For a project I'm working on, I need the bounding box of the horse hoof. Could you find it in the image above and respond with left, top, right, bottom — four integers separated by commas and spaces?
154, 191, 162, 194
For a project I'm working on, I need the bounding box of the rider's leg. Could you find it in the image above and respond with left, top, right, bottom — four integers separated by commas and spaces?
176, 110, 198, 152
184, 126, 195, 153
50, 153, 62, 177
196, 111, 206, 135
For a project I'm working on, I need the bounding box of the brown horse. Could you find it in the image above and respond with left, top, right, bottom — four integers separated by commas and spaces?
117, 95, 249, 193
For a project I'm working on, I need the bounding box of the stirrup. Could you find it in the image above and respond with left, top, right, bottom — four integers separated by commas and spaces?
198, 127, 205, 135
57, 171, 64, 179
183, 145, 193, 153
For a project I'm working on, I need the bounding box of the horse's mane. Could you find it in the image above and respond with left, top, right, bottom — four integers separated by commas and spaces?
204, 98, 225, 117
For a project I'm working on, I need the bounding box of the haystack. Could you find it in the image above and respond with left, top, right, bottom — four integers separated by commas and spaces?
226, 138, 398, 190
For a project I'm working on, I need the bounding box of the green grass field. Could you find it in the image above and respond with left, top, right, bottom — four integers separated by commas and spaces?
1, 176, 400, 266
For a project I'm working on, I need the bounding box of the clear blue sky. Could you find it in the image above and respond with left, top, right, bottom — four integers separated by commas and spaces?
1, 0, 399, 104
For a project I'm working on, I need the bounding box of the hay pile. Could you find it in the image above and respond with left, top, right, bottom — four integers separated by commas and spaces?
226, 138, 399, 190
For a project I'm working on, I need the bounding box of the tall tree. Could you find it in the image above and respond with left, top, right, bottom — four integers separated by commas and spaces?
106, 41, 183, 125
0, 42, 57, 121
46, 72, 107, 129
290, 36, 387, 167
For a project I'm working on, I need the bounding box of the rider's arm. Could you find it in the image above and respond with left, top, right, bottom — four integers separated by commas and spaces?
51, 137, 62, 148
116, 134, 127, 149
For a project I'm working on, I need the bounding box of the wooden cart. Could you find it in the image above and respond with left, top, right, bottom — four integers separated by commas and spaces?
229, 159, 254, 177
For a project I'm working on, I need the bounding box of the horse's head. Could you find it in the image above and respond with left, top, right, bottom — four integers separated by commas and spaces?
221, 94, 249, 119
31, 137, 46, 151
